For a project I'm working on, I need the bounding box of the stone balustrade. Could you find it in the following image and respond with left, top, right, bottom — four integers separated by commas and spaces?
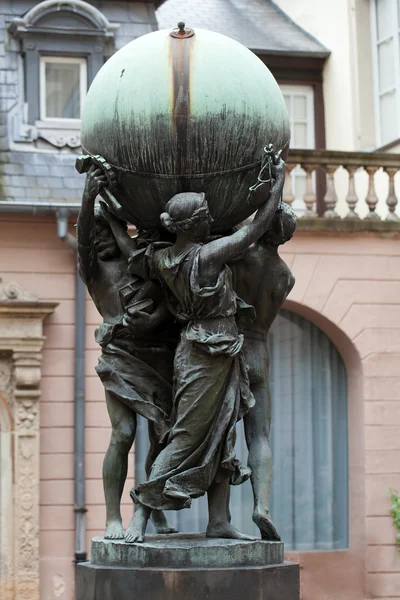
283, 149, 400, 220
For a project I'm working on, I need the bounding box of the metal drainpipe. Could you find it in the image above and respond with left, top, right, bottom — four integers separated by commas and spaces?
0, 202, 86, 564
56, 208, 87, 564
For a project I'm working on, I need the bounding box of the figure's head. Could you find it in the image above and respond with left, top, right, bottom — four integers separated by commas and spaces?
93, 207, 125, 260
160, 192, 213, 241
261, 202, 296, 247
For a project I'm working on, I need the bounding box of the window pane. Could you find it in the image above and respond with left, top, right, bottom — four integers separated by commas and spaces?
376, 0, 393, 40
380, 90, 397, 144
293, 95, 307, 120
280, 85, 315, 152
293, 122, 308, 148
45, 61, 82, 119
378, 38, 395, 91
283, 94, 291, 116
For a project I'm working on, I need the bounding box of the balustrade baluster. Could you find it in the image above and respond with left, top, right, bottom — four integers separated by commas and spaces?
283, 164, 296, 208
365, 167, 380, 220
385, 167, 399, 221
344, 166, 359, 219
301, 164, 317, 217
323, 166, 338, 218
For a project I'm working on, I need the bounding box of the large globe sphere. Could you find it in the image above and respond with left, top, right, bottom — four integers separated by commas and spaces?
81, 26, 290, 232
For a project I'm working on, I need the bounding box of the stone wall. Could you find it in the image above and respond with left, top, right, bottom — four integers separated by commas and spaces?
1, 213, 400, 599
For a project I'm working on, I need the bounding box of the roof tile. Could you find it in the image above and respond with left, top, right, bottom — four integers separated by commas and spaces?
156, 0, 329, 57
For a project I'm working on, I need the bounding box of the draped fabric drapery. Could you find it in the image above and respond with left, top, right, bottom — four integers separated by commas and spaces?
135, 310, 348, 550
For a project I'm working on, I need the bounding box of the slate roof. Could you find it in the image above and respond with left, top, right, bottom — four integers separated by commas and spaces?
156, 0, 330, 58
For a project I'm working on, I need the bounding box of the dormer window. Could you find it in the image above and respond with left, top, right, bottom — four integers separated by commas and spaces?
8, 0, 118, 150
40, 56, 87, 122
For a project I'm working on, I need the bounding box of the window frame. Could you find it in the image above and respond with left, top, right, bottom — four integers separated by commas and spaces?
370, 0, 400, 146
39, 55, 88, 123
280, 84, 316, 150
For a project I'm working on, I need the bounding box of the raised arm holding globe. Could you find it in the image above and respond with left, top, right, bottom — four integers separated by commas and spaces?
76, 21, 298, 600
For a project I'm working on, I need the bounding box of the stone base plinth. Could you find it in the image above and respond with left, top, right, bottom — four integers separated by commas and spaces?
76, 535, 300, 600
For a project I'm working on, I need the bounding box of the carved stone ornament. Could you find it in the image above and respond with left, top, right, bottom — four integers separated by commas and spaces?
7, 0, 120, 39
0, 279, 38, 302
0, 280, 57, 600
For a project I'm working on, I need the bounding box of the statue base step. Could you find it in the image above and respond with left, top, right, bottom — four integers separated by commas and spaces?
76, 535, 300, 600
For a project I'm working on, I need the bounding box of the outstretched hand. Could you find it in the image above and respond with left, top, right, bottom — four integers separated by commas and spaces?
83, 165, 107, 202
123, 309, 154, 337
248, 145, 286, 207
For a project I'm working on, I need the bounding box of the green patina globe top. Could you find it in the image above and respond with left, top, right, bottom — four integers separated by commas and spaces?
81, 26, 290, 231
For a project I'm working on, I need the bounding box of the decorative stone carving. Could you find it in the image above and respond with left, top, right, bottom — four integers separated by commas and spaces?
0, 280, 57, 600
0, 280, 38, 303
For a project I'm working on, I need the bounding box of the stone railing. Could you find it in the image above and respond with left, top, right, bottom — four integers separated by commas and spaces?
283, 149, 400, 221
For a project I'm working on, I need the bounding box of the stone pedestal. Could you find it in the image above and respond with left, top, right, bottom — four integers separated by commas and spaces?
77, 534, 300, 600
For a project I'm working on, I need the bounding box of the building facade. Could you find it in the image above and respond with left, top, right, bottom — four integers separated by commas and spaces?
0, 1, 400, 599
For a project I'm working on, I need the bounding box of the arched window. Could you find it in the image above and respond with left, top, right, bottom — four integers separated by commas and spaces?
135, 310, 348, 550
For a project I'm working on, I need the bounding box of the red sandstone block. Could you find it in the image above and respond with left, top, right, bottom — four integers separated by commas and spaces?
286, 233, 400, 256
366, 403, 400, 425
86, 479, 108, 505
284, 254, 320, 304
10, 273, 75, 300
40, 505, 74, 530
366, 450, 400, 474
367, 545, 400, 573
40, 480, 74, 506
86, 503, 134, 532
41, 427, 74, 454
86, 428, 110, 454
45, 300, 75, 325
86, 479, 133, 506
367, 517, 397, 545
85, 325, 99, 350
40, 530, 74, 558
85, 453, 104, 479
354, 329, 400, 359
41, 402, 74, 428
364, 377, 400, 401
365, 426, 400, 450
85, 349, 101, 376
0, 221, 62, 249
363, 353, 400, 378
323, 280, 400, 325
85, 376, 104, 402
366, 474, 400, 516
42, 349, 74, 377
85, 402, 111, 428
40, 558, 75, 600
41, 453, 74, 480
40, 376, 74, 402
86, 299, 102, 325
43, 324, 75, 349
1, 247, 75, 273
367, 573, 400, 597
341, 305, 400, 340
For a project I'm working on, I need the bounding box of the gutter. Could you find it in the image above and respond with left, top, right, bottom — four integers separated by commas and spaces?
0, 201, 87, 564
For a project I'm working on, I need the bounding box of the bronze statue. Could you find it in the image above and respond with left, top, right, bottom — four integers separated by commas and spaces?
77, 165, 178, 540
99, 151, 286, 543
231, 202, 296, 541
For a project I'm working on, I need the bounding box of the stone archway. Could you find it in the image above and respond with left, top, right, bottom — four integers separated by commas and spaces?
0, 280, 57, 600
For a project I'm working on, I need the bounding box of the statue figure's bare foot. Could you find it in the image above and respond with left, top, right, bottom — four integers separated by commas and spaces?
253, 510, 281, 541
206, 521, 257, 541
151, 510, 178, 534
104, 520, 125, 540
125, 510, 148, 544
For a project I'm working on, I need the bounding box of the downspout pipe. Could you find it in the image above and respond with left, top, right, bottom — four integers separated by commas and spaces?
56, 208, 87, 564
0, 201, 87, 564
